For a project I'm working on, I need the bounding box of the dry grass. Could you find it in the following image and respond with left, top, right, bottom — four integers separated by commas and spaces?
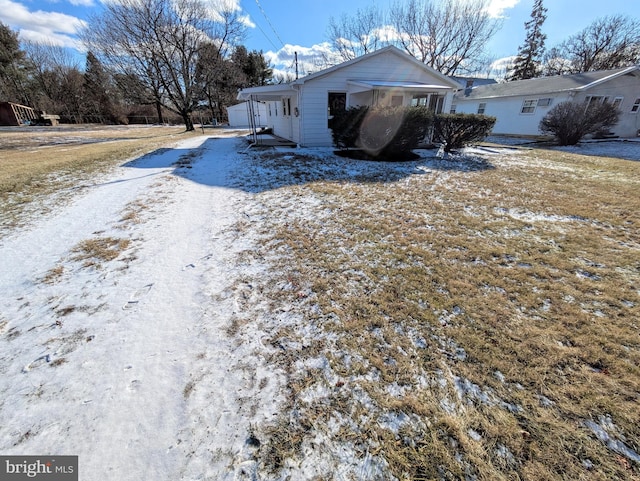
71, 236, 132, 268
241, 146, 640, 479
0, 124, 195, 231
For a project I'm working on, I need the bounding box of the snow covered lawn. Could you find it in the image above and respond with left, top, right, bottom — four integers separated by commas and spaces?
1, 131, 639, 480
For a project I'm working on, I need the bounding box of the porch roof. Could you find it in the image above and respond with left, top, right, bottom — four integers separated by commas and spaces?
347, 80, 452, 94
237, 83, 296, 101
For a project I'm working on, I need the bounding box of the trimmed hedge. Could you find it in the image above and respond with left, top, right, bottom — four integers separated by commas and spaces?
432, 113, 496, 152
331, 106, 433, 160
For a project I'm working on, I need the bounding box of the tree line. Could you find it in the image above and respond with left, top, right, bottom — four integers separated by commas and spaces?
0, 0, 272, 130
327, 0, 640, 80
508, 0, 640, 80
2, 0, 639, 130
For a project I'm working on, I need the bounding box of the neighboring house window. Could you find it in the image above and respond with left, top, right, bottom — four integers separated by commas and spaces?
631, 98, 640, 113
612, 97, 623, 109
521, 99, 537, 114
450, 104, 457, 114
537, 98, 552, 107
328, 92, 346, 128
585, 95, 609, 108
477, 102, 486, 114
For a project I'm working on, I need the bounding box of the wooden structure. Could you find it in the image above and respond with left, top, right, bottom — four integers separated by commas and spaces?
0, 102, 60, 126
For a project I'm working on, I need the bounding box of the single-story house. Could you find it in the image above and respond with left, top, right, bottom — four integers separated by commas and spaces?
237, 45, 460, 147
452, 66, 640, 138
226, 101, 268, 128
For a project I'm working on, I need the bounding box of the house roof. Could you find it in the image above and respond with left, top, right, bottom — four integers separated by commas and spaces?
457, 65, 640, 100
292, 46, 460, 88
238, 45, 459, 100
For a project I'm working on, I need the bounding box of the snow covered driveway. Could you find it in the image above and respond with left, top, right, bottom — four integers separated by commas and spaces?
0, 132, 280, 480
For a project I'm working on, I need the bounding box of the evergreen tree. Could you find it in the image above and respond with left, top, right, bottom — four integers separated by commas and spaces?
0, 22, 30, 104
84, 52, 115, 123
507, 0, 547, 81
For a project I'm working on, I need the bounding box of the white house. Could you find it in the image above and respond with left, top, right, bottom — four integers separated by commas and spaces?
226, 101, 268, 128
453, 66, 640, 139
237, 46, 460, 147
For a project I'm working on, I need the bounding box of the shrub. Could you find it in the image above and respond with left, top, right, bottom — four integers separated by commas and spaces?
433, 113, 496, 152
330, 106, 369, 149
331, 106, 433, 160
539, 100, 620, 145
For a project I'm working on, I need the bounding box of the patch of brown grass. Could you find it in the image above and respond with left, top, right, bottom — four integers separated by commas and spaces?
0, 125, 196, 232
246, 147, 640, 479
71, 236, 131, 267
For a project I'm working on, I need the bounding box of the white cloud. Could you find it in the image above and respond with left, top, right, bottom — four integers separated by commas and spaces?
204, 0, 255, 28
68, 0, 96, 6
264, 42, 342, 77
0, 0, 86, 47
484, 0, 521, 19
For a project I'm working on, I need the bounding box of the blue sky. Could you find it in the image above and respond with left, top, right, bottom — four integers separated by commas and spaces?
1, 0, 638, 76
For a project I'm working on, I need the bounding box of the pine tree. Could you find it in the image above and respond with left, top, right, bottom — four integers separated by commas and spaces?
0, 22, 30, 104
507, 0, 547, 81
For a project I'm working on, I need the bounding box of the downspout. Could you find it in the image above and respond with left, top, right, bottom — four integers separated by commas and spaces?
294, 84, 303, 147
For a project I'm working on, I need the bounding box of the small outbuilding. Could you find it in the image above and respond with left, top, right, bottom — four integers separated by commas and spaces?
226, 101, 268, 128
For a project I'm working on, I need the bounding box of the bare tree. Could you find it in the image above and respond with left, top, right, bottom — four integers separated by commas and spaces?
82, 0, 245, 130
327, 4, 389, 61
389, 0, 500, 75
23, 41, 85, 120
542, 15, 640, 75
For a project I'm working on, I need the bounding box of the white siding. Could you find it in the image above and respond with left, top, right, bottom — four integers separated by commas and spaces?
226, 101, 267, 128
573, 74, 640, 138
454, 72, 640, 138
455, 94, 571, 137
299, 50, 455, 146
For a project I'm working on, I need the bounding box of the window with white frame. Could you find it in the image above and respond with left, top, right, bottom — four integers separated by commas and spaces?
631, 98, 640, 113
585, 95, 610, 108
521, 99, 537, 114
450, 104, 457, 114
477, 102, 486, 114
537, 98, 552, 107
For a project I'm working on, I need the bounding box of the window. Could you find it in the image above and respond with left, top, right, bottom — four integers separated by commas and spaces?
537, 98, 552, 107
477, 102, 486, 114
391, 95, 403, 107
282, 98, 291, 116
521, 99, 537, 114
411, 95, 428, 106
612, 97, 623, 109
450, 104, 457, 114
585, 95, 609, 108
328, 92, 346, 127
631, 98, 640, 113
